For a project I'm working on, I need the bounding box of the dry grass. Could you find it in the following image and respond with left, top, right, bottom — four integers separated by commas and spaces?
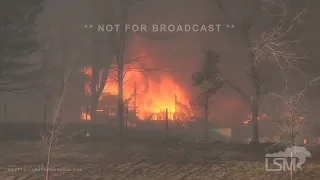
0, 140, 319, 180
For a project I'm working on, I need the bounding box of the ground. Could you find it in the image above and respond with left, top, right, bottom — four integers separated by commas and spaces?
0, 139, 319, 180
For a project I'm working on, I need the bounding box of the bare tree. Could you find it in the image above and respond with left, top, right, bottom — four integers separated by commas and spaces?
216, 0, 307, 144
101, 0, 146, 136
41, 52, 79, 180
91, 0, 185, 135
83, 41, 113, 122
112, 0, 173, 136
37, 21, 85, 179
264, 76, 319, 180
114, 0, 129, 136
0, 0, 45, 93
267, 76, 320, 146
79, 0, 118, 122
83, 0, 128, 133
192, 49, 225, 142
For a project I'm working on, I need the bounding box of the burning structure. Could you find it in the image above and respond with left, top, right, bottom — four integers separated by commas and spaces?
80, 54, 194, 123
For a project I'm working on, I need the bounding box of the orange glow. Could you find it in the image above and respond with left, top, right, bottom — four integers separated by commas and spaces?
242, 120, 250, 124
282, 112, 304, 120
81, 112, 91, 120
260, 113, 267, 118
242, 113, 267, 124
80, 51, 193, 121
304, 138, 307, 145
242, 112, 304, 125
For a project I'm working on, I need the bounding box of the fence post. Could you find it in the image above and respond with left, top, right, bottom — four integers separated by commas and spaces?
165, 108, 168, 140
85, 105, 89, 135
125, 106, 128, 137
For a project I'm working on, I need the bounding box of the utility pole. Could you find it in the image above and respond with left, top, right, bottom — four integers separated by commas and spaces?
125, 106, 128, 137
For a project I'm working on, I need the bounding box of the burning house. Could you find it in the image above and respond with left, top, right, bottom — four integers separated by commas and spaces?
79, 55, 194, 124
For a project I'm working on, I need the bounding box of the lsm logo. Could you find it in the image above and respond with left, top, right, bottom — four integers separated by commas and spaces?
265, 146, 311, 171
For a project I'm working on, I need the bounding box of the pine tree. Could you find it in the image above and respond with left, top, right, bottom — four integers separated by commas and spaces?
192, 49, 225, 142
0, 0, 44, 93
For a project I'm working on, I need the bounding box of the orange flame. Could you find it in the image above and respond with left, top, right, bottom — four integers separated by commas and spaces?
242, 119, 250, 124
282, 112, 304, 120
80, 52, 193, 121
81, 112, 91, 120
242, 113, 267, 124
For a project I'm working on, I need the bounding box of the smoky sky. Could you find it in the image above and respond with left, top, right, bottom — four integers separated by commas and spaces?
3, 0, 319, 123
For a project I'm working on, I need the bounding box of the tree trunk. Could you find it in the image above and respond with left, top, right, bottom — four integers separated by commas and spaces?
251, 97, 259, 144
204, 94, 209, 142
85, 105, 89, 134
118, 68, 124, 136
90, 62, 99, 121
90, 95, 99, 121
251, 50, 260, 144
117, 0, 128, 137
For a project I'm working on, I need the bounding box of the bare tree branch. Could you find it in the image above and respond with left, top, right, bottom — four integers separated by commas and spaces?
41, 52, 79, 180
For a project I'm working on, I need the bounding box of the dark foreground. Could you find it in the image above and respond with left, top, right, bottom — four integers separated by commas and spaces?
0, 138, 320, 180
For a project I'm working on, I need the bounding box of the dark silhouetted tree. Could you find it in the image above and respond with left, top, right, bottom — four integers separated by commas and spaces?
88, 42, 113, 122
216, 0, 307, 144
0, 0, 44, 93
92, 0, 183, 136
192, 49, 225, 142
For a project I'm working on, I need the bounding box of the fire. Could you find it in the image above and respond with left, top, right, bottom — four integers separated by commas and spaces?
242, 113, 267, 124
242, 112, 305, 125
242, 119, 250, 124
80, 52, 193, 121
282, 112, 304, 120
81, 112, 91, 120
304, 138, 307, 145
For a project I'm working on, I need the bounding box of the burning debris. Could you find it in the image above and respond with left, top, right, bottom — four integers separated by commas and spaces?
81, 111, 90, 121
242, 113, 268, 124
241, 112, 304, 125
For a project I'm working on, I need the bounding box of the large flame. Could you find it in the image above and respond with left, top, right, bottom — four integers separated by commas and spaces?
80, 51, 193, 121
